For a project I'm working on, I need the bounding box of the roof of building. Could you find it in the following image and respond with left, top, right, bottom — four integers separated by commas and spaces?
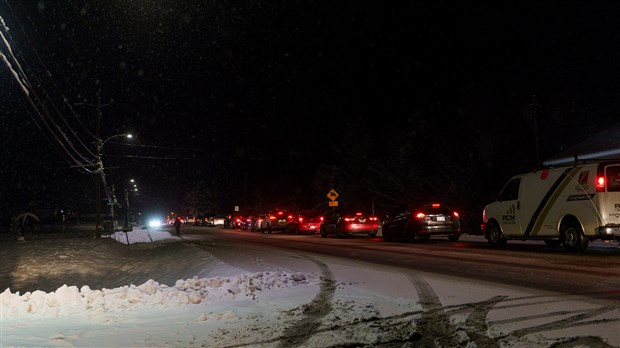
543, 123, 620, 166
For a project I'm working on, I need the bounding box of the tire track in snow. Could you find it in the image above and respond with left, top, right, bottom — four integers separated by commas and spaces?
276, 256, 336, 348
405, 272, 462, 347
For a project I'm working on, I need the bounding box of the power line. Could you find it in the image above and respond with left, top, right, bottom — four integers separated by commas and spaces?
1, 10, 97, 173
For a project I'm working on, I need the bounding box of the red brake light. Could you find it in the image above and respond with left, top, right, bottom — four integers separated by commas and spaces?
370, 217, 377, 221
269, 215, 276, 220
320, 216, 324, 221
288, 215, 293, 219
277, 211, 284, 215
596, 176, 605, 192
344, 217, 352, 222
453, 211, 459, 218
432, 203, 441, 208
298, 217, 303, 222
356, 212, 362, 216
416, 212, 426, 219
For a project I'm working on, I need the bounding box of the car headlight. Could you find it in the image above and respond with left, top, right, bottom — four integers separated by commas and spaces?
148, 219, 162, 228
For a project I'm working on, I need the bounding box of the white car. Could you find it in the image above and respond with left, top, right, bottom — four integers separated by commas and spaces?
211, 216, 226, 226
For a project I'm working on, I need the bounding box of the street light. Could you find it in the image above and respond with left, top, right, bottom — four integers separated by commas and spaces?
123, 179, 138, 231
101, 133, 133, 146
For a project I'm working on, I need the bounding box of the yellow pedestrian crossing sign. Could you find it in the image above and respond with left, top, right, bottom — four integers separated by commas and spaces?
326, 189, 339, 201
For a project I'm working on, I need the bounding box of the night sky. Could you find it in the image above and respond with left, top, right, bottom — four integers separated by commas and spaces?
2, 1, 619, 222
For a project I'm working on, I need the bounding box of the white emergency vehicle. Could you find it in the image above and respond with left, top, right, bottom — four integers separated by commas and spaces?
482, 161, 620, 251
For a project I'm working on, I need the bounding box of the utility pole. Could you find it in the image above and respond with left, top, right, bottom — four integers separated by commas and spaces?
110, 184, 116, 230
75, 93, 120, 237
95, 93, 103, 238
124, 188, 130, 231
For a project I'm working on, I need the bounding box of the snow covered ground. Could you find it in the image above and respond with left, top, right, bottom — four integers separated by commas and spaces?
1, 228, 618, 347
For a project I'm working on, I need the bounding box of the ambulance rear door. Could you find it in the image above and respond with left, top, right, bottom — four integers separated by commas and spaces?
599, 163, 620, 226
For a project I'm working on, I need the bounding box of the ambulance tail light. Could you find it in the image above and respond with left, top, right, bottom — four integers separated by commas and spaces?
596, 176, 605, 192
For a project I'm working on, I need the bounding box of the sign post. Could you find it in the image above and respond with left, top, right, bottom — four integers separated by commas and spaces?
327, 189, 339, 207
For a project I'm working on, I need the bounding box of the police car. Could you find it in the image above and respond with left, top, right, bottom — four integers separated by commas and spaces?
482, 161, 620, 251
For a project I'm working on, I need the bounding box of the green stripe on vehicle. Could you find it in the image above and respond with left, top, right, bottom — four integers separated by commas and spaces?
526, 166, 582, 236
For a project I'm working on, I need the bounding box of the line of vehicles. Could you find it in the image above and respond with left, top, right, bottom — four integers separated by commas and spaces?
199, 203, 463, 241
223, 209, 381, 238
171, 161, 619, 252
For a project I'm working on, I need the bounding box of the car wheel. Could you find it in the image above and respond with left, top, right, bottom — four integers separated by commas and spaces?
382, 230, 393, 242
408, 228, 418, 242
320, 225, 327, 238
448, 233, 460, 242
562, 221, 588, 252
487, 222, 506, 247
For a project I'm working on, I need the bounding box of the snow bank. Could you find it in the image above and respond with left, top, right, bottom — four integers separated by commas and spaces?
109, 227, 173, 244
1, 271, 318, 320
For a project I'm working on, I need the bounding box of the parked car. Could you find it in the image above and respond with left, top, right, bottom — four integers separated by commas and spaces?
250, 214, 267, 232
382, 203, 461, 242
286, 209, 323, 234
240, 215, 257, 231
261, 210, 291, 233
320, 210, 378, 238
224, 214, 244, 229
210, 215, 226, 226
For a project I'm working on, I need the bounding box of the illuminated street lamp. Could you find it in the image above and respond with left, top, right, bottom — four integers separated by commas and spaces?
123, 179, 138, 231
101, 133, 133, 146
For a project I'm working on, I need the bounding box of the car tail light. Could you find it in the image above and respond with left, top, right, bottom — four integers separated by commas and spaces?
269, 215, 276, 220
432, 203, 441, 208
298, 217, 303, 222
277, 211, 284, 216
320, 216, 324, 221
344, 217, 352, 222
370, 217, 377, 221
356, 212, 363, 216
288, 215, 293, 219
415, 212, 426, 220
453, 211, 459, 218
258, 218, 263, 223
596, 176, 605, 192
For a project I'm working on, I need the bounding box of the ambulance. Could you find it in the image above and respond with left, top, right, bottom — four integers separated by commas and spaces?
482, 161, 620, 251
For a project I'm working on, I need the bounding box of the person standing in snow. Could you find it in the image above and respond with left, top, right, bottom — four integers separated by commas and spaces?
173, 217, 181, 236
